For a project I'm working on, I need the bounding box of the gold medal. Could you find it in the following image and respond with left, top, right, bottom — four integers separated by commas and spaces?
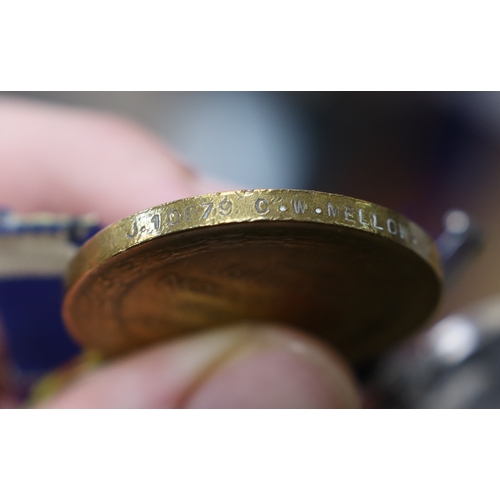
63, 189, 442, 363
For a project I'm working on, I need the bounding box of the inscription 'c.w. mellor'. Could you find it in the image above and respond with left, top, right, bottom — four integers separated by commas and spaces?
125, 195, 413, 245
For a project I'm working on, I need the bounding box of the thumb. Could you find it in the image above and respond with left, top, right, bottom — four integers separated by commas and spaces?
39, 324, 360, 409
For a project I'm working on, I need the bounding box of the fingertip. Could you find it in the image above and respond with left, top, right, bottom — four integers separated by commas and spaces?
184, 324, 361, 409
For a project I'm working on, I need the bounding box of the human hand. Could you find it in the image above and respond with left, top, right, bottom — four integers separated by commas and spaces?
0, 97, 360, 408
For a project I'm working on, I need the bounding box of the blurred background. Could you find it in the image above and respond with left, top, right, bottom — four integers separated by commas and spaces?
4, 91, 500, 407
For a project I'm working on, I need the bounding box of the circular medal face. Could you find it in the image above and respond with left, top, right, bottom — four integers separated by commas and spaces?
63, 190, 442, 363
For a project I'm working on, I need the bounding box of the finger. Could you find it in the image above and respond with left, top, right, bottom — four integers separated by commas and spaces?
39, 324, 360, 409
0, 97, 231, 224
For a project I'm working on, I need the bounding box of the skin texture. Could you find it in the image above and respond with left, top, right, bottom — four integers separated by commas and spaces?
0, 97, 360, 409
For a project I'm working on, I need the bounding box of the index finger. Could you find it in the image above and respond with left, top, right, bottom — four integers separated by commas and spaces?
0, 97, 228, 224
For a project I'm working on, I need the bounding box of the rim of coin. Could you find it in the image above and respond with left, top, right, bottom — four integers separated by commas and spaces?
63, 189, 443, 363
